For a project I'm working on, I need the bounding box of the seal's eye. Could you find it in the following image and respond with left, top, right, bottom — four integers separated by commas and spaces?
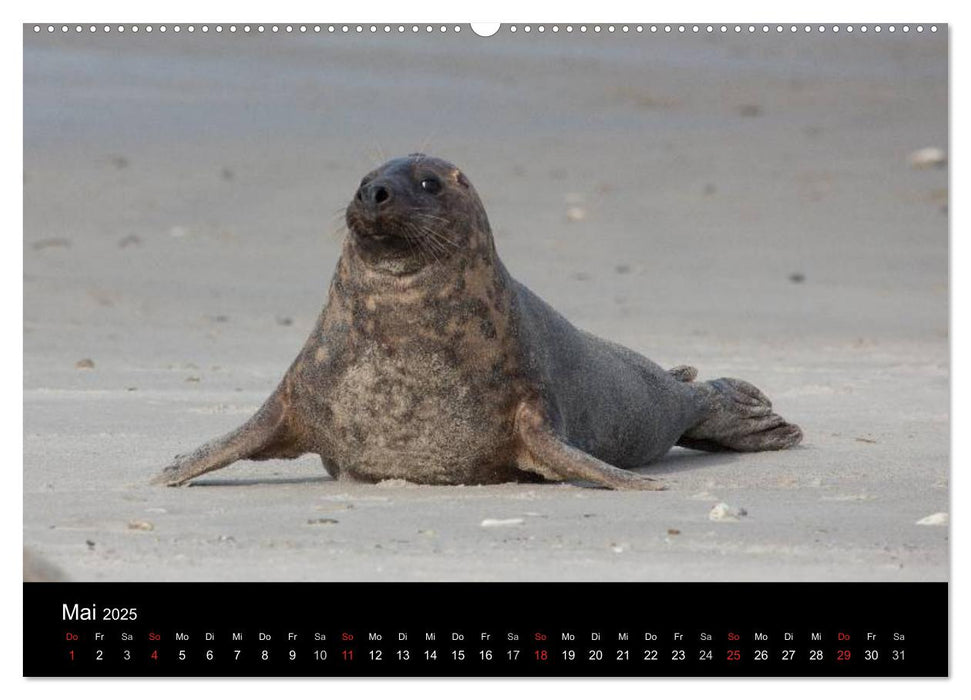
420, 176, 443, 195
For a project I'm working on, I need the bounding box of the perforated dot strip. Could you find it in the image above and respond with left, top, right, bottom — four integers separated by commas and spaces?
30, 24, 941, 35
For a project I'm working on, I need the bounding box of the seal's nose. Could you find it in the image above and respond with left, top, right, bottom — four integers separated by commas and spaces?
359, 179, 393, 209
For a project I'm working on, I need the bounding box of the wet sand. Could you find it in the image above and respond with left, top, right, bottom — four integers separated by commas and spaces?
23, 27, 948, 581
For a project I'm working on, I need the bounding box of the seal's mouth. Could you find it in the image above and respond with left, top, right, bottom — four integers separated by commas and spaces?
358, 225, 399, 242
347, 209, 396, 239
344, 196, 460, 275
346, 204, 416, 252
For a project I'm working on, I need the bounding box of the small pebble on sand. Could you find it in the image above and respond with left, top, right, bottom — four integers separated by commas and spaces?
481, 518, 524, 528
566, 206, 586, 222
908, 147, 947, 169
709, 502, 748, 522
307, 518, 339, 525
33, 237, 72, 250
75, 358, 95, 370
915, 512, 948, 526
127, 520, 154, 531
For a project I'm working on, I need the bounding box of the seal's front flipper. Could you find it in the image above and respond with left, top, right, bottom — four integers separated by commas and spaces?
514, 401, 664, 491
678, 377, 802, 453
151, 390, 300, 486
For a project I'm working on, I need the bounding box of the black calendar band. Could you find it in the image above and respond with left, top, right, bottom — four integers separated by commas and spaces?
24, 582, 947, 677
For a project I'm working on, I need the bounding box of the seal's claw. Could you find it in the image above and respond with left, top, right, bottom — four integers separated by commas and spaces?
150, 462, 192, 487
668, 365, 698, 383
731, 421, 803, 452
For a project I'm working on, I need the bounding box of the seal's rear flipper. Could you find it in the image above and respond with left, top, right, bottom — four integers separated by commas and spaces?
151, 391, 300, 486
514, 401, 664, 491
677, 377, 803, 453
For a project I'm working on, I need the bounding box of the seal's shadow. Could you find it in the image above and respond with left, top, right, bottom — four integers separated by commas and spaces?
186, 475, 333, 487
183, 448, 739, 487
636, 447, 746, 477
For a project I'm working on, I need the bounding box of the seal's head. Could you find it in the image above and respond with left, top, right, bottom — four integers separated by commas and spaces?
345, 154, 490, 275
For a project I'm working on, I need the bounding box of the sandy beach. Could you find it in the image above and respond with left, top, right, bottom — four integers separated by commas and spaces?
23, 26, 948, 581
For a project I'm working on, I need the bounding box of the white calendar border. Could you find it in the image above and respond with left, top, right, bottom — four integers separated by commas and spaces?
4, 0, 963, 697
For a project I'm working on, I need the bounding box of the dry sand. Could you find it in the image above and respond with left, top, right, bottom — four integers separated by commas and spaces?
23, 27, 948, 581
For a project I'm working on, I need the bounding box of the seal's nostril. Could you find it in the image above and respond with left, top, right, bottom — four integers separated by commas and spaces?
361, 181, 392, 208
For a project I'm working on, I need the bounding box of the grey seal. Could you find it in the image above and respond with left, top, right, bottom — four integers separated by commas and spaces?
153, 154, 801, 490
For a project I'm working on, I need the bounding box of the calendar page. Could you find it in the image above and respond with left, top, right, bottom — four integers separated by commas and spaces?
22, 19, 949, 678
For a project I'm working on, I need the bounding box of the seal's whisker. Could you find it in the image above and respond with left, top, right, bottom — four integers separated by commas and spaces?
329, 224, 348, 241
412, 212, 453, 229
411, 215, 457, 240
417, 131, 439, 158
418, 224, 460, 251
429, 230, 459, 250
427, 234, 454, 257
417, 231, 450, 258
365, 138, 387, 166
416, 221, 455, 239
420, 229, 446, 265
410, 223, 451, 258
423, 235, 448, 260
402, 221, 441, 266
419, 228, 444, 265
412, 211, 451, 225
395, 228, 419, 267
